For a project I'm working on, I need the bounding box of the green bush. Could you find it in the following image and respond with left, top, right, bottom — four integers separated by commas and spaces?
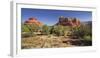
53, 25, 63, 36
21, 32, 32, 38
22, 23, 40, 37
71, 24, 92, 39
42, 25, 50, 35
22, 24, 30, 32
83, 35, 92, 41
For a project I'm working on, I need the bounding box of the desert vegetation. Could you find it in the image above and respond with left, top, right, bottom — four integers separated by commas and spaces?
21, 17, 92, 49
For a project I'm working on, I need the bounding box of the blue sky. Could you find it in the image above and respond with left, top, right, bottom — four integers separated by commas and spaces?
21, 8, 92, 26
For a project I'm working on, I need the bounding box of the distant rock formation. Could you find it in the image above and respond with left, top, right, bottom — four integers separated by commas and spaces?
24, 17, 43, 26
56, 16, 80, 27
24, 16, 81, 27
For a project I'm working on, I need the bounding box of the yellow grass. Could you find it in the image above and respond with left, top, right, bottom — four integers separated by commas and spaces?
21, 35, 73, 49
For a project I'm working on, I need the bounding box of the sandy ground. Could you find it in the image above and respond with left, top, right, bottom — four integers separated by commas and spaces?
21, 35, 75, 49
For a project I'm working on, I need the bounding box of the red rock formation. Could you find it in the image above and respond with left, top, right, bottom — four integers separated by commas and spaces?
24, 17, 43, 26
56, 16, 80, 27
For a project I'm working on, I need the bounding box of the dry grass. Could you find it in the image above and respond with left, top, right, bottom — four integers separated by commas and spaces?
21, 35, 74, 49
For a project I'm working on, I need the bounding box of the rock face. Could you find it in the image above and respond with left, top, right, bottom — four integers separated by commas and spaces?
56, 16, 80, 27
24, 17, 43, 26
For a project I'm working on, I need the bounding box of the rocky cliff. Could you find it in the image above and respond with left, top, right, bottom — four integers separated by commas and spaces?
56, 16, 80, 27
24, 17, 43, 26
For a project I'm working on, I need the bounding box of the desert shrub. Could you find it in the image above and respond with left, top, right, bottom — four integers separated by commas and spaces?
71, 24, 92, 39
22, 24, 30, 32
83, 35, 92, 41
62, 26, 71, 37
22, 23, 40, 37
49, 26, 56, 35
21, 32, 32, 38
41, 25, 50, 35
50, 25, 72, 36
71, 27, 84, 38
52, 25, 64, 36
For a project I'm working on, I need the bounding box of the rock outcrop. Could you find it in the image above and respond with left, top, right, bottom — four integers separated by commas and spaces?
56, 16, 80, 27
24, 16, 80, 27
24, 17, 43, 26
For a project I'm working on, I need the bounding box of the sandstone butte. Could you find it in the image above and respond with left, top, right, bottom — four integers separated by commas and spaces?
24, 17, 43, 26
24, 16, 80, 27
56, 16, 80, 27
